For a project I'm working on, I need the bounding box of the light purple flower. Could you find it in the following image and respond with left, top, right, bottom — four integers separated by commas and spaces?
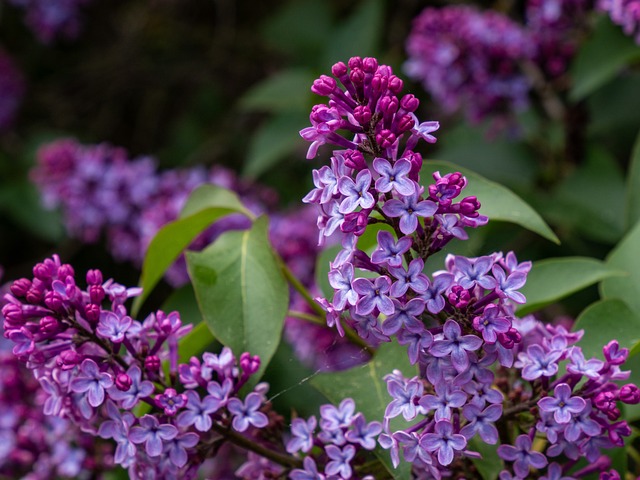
344, 413, 382, 449
227, 392, 269, 432
419, 419, 467, 466
419, 383, 467, 421
388, 258, 429, 297
287, 416, 317, 454
320, 398, 355, 431
421, 272, 454, 314
96, 310, 132, 343
472, 304, 511, 344
384, 376, 423, 421
398, 327, 433, 365
429, 319, 483, 372
520, 344, 562, 380
566, 348, 604, 379
337, 170, 375, 214
382, 191, 437, 235
290, 456, 325, 480
497, 434, 548, 478
325, 444, 356, 478
176, 390, 221, 432
460, 403, 502, 444
328, 262, 358, 310
108, 365, 154, 410
492, 264, 527, 303
381, 298, 425, 335
352, 276, 394, 316
538, 383, 586, 424
164, 432, 199, 468
129, 414, 178, 457
69, 358, 114, 407
373, 157, 415, 196
370, 231, 412, 268
155, 388, 188, 416
452, 255, 497, 290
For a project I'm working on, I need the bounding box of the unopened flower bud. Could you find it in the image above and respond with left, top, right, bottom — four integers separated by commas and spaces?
86, 269, 103, 286
116, 373, 132, 391
376, 130, 396, 149
58, 264, 75, 280
400, 94, 420, 113
362, 57, 378, 73
33, 262, 52, 281
57, 349, 83, 370
353, 106, 372, 126
84, 303, 101, 323
39, 316, 60, 335
619, 384, 640, 404
89, 285, 105, 304
25, 287, 44, 304
44, 291, 63, 311
145, 355, 161, 372
10, 278, 32, 297
331, 61, 348, 78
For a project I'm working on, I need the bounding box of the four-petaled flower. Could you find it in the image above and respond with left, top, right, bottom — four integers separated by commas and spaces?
373, 157, 416, 196
227, 392, 269, 432
497, 434, 548, 478
538, 383, 586, 424
70, 358, 114, 407
337, 170, 375, 213
371, 231, 412, 268
287, 416, 317, 454
420, 419, 467, 466
382, 190, 437, 235
325, 444, 356, 479
96, 310, 133, 343
352, 276, 394, 316
430, 319, 483, 372
108, 365, 154, 410
129, 414, 178, 457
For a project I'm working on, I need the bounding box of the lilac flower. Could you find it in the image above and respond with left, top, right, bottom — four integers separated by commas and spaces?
370, 231, 412, 268
567, 348, 604, 379
381, 191, 437, 235
564, 402, 601, 442
373, 157, 416, 196
388, 258, 429, 297
129, 414, 178, 457
540, 462, 576, 480
227, 392, 269, 432
325, 444, 356, 478
419, 419, 467, 466
320, 398, 356, 431
155, 388, 187, 416
430, 319, 483, 372
352, 276, 394, 316
492, 265, 527, 303
384, 375, 423, 421
460, 403, 502, 444
96, 310, 133, 343
108, 365, 154, 410
344, 413, 382, 449
290, 457, 325, 480
451, 255, 497, 290
597, 0, 640, 44
538, 383, 586, 424
421, 272, 454, 314
472, 304, 511, 343
328, 263, 358, 310
287, 416, 317, 454
498, 434, 548, 478
398, 327, 434, 365
337, 170, 375, 213
164, 432, 199, 468
381, 298, 425, 335
176, 390, 221, 432
419, 383, 467, 421
69, 358, 114, 407
520, 344, 562, 380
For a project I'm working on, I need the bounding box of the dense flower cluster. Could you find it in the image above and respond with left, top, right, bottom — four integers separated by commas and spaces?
598, 0, 640, 44
6, 0, 94, 44
404, 6, 533, 124
0, 48, 25, 133
302, 56, 637, 478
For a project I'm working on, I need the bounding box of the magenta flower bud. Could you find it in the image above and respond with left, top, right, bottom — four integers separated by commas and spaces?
343, 150, 367, 171
33, 262, 53, 281
58, 264, 75, 280
84, 303, 101, 323
400, 94, 420, 113
457, 196, 481, 216
39, 315, 60, 335
362, 57, 378, 73
388, 75, 403, 93
89, 285, 105, 304
44, 291, 64, 311
594, 391, 620, 421
603, 340, 628, 365
86, 269, 103, 286
347, 56, 362, 69
349, 68, 365, 87
145, 355, 161, 372
10, 278, 32, 297
2, 303, 25, 325
353, 105, 372, 126
405, 151, 423, 180
57, 349, 83, 370
116, 373, 133, 391
331, 61, 348, 78
240, 352, 261, 375
376, 130, 396, 149
498, 328, 522, 349
619, 384, 640, 404
26, 287, 44, 304
396, 114, 415, 134
311, 75, 337, 96
378, 96, 397, 116
370, 73, 387, 97
448, 285, 472, 309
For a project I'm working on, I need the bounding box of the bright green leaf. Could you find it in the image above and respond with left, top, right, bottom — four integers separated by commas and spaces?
244, 112, 308, 178
517, 257, 625, 315
132, 184, 253, 316
422, 161, 559, 244
468, 438, 502, 480
239, 69, 316, 113
324, 0, 382, 66
186, 216, 289, 384
626, 129, 640, 230
601, 220, 640, 313
574, 298, 640, 360
570, 16, 640, 102
161, 284, 203, 328
312, 341, 416, 479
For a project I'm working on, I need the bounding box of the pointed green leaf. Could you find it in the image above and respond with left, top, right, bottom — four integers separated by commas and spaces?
311, 341, 416, 479
626, 129, 640, 230
570, 16, 640, 102
422, 160, 559, 244
239, 69, 316, 113
517, 257, 626, 315
186, 216, 289, 384
177, 322, 215, 364
574, 298, 640, 360
468, 438, 502, 480
601, 220, 640, 313
132, 184, 253, 315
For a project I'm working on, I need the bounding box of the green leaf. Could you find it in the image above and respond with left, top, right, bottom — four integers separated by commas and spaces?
311, 341, 416, 479
177, 322, 215, 364
239, 69, 316, 113
626, 129, 640, 230
324, 0, 383, 66
516, 257, 626, 315
243, 112, 308, 178
132, 184, 253, 315
186, 216, 289, 384
468, 438, 502, 480
574, 298, 640, 360
161, 284, 203, 328
422, 160, 560, 244
570, 16, 640, 102
601, 220, 640, 313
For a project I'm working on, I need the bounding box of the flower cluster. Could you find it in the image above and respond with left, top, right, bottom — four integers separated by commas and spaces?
597, 0, 640, 44
0, 48, 25, 133
404, 6, 533, 124
302, 56, 637, 478
6, 0, 94, 44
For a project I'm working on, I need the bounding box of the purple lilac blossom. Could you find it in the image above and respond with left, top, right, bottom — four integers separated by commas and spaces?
597, 0, 640, 44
